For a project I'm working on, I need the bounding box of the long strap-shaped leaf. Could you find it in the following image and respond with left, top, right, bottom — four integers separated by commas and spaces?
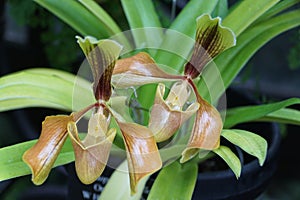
120, 0, 162, 48
221, 9, 300, 90
78, 0, 122, 35
258, 108, 300, 126
0, 135, 84, 181
222, 0, 280, 36
0, 68, 93, 112
199, 9, 300, 102
147, 161, 198, 200
224, 98, 300, 128
169, 0, 219, 38
99, 161, 148, 200
154, 0, 219, 72
77, 0, 131, 49
255, 0, 300, 23
34, 0, 119, 38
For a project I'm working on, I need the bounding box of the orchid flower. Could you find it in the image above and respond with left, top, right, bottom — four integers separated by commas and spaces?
23, 14, 235, 194
23, 36, 162, 193
113, 14, 236, 163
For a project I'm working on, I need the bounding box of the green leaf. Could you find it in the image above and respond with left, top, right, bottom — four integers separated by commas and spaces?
222, 10, 300, 90
99, 161, 147, 200
154, 0, 219, 71
120, 0, 162, 48
34, 0, 111, 38
147, 161, 198, 200
121, 0, 161, 28
199, 10, 300, 101
212, 0, 228, 18
169, 0, 219, 38
256, 0, 300, 23
222, 0, 280, 36
258, 108, 300, 126
221, 129, 268, 166
0, 135, 84, 181
224, 98, 300, 128
78, 0, 122, 35
213, 145, 241, 178
0, 68, 93, 112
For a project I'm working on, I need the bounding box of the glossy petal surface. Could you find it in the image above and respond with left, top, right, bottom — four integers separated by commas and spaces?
113, 52, 180, 88
68, 112, 116, 184
181, 95, 222, 163
77, 36, 122, 100
118, 121, 162, 194
149, 82, 199, 142
23, 115, 74, 185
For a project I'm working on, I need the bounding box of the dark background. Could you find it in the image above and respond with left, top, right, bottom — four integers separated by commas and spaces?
1, 0, 300, 199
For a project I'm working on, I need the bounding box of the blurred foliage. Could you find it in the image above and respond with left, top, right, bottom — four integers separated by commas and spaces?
6, 0, 179, 71
7, 0, 81, 71
288, 29, 300, 70
40, 21, 79, 72
100, 0, 129, 30
7, 0, 47, 27
153, 0, 172, 27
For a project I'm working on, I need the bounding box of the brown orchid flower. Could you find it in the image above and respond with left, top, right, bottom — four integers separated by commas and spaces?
112, 14, 236, 163
23, 13, 235, 194
23, 36, 162, 192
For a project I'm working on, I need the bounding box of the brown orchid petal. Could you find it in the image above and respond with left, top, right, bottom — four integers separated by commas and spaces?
112, 52, 181, 88
149, 83, 199, 142
68, 112, 116, 184
184, 14, 236, 78
180, 95, 222, 163
76, 36, 122, 101
23, 114, 74, 185
117, 121, 162, 194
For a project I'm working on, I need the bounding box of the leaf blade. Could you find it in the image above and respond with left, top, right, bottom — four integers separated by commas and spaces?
147, 161, 198, 200
120, 0, 162, 48
221, 129, 268, 166
222, 0, 280, 36
34, 0, 111, 38
213, 145, 241, 178
0, 136, 79, 181
99, 161, 147, 200
258, 108, 300, 126
199, 10, 300, 101
78, 0, 122, 35
224, 98, 300, 128
154, 0, 219, 71
0, 68, 93, 112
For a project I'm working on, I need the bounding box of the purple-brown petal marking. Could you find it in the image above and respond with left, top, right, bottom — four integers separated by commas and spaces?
184, 14, 236, 78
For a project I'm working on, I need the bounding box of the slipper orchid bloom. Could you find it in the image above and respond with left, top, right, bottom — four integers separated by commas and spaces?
113, 14, 236, 163
23, 36, 162, 193
23, 13, 235, 194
